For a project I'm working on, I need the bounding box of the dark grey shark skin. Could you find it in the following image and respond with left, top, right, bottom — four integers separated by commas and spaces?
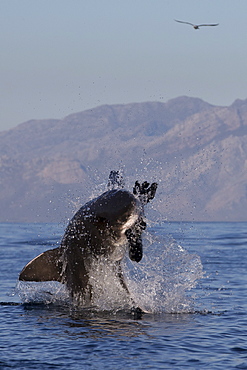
19, 180, 157, 306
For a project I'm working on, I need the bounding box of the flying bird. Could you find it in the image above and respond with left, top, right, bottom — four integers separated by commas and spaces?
174, 19, 219, 29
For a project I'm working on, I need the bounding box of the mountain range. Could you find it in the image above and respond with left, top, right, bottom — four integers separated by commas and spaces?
1, 96, 247, 222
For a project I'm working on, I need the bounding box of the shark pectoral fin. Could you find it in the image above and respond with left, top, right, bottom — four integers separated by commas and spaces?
19, 247, 64, 282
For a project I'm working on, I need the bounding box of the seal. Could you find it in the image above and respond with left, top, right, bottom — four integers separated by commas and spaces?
19, 172, 157, 307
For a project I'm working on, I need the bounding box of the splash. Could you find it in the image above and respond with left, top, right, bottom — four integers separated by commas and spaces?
88, 257, 133, 311
122, 231, 204, 314
16, 229, 204, 314
17, 280, 70, 305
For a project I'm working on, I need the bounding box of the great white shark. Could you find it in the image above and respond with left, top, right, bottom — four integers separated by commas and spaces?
19, 172, 157, 307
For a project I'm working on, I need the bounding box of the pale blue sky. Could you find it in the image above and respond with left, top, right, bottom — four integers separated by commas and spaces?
1, 0, 247, 131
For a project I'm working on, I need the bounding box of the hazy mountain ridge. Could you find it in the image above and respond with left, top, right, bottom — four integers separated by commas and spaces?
0, 96, 247, 222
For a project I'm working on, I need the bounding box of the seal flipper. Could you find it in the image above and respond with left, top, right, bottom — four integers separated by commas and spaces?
126, 218, 146, 263
133, 181, 158, 205
126, 229, 143, 262
19, 247, 64, 282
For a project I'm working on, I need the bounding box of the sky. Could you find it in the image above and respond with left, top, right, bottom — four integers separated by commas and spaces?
1, 0, 247, 131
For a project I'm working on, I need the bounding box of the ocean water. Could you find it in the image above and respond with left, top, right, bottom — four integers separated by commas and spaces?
0, 222, 247, 369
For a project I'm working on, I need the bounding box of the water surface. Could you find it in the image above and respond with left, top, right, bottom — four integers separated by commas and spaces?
1, 222, 247, 369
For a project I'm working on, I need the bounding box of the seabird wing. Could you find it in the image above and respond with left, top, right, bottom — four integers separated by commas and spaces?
197, 23, 219, 27
174, 19, 194, 26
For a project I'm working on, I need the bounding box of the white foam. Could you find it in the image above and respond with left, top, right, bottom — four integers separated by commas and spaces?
88, 257, 133, 311
122, 232, 204, 313
16, 230, 204, 313
17, 280, 70, 305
